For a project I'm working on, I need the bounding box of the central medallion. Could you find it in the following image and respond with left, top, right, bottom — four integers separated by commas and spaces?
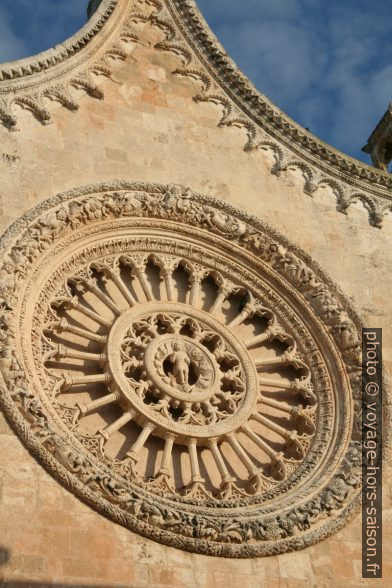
106, 302, 257, 443
148, 335, 217, 396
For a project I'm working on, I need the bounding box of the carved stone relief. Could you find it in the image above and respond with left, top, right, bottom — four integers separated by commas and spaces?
1, 0, 392, 225
0, 181, 366, 556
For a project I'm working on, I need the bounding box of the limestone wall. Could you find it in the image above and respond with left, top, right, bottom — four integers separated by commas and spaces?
0, 2, 390, 586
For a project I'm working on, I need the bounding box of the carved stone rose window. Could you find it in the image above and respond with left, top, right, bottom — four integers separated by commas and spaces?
0, 182, 362, 557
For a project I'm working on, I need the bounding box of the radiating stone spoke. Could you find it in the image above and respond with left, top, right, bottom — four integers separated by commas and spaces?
255, 349, 307, 372
94, 263, 137, 307
50, 317, 107, 344
209, 277, 233, 315
244, 323, 285, 349
256, 356, 289, 369
183, 438, 212, 498
56, 344, 106, 363
182, 262, 207, 307
152, 255, 179, 301
252, 411, 292, 440
208, 439, 234, 485
99, 410, 135, 442
188, 438, 204, 483
189, 278, 201, 306
209, 290, 226, 315
53, 296, 111, 327
120, 255, 154, 301
226, 433, 259, 478
62, 373, 110, 390
259, 395, 299, 415
241, 424, 276, 461
126, 422, 156, 461
258, 375, 317, 405
85, 279, 121, 316
111, 271, 138, 306
251, 412, 306, 459
259, 397, 316, 435
227, 292, 258, 329
77, 392, 117, 416
158, 433, 176, 476
241, 424, 286, 481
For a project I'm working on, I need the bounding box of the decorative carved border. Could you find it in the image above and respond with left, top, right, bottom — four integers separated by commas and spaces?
0, 0, 118, 82
0, 181, 387, 557
1, 1, 392, 225
162, 0, 392, 225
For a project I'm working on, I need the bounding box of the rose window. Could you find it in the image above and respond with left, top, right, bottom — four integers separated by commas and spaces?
41, 251, 318, 500
0, 184, 361, 556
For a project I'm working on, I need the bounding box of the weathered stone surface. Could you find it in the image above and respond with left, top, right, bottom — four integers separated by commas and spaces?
0, 0, 390, 586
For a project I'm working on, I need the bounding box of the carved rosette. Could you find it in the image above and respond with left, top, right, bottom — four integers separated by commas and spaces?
0, 182, 362, 557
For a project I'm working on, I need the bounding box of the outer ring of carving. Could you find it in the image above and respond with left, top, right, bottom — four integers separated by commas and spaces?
0, 181, 373, 557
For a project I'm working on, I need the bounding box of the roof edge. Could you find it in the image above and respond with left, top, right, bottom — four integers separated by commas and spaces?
166, 0, 392, 194
0, 0, 119, 81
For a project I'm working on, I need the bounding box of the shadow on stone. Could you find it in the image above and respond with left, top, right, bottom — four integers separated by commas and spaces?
0, 583, 127, 587
0, 546, 10, 566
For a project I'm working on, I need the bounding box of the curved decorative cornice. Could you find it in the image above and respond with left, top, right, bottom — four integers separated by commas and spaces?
0, 0, 392, 226
163, 0, 392, 225
0, 0, 118, 82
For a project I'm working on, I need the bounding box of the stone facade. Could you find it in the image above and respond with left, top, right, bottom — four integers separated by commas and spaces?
0, 1, 390, 586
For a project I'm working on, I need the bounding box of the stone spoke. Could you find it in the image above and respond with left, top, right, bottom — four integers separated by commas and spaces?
121, 255, 154, 301
56, 344, 106, 364
50, 317, 107, 344
53, 296, 112, 327
158, 433, 176, 476
61, 373, 110, 390
126, 422, 156, 462
255, 349, 307, 372
86, 280, 122, 316
258, 375, 317, 405
94, 262, 138, 307
151, 255, 179, 301
226, 433, 259, 479
187, 438, 204, 483
241, 424, 286, 480
98, 410, 136, 443
68, 275, 121, 316
227, 292, 257, 329
258, 396, 316, 434
77, 392, 118, 416
208, 439, 234, 485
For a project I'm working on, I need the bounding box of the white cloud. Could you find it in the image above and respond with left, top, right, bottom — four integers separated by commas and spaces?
197, 0, 392, 161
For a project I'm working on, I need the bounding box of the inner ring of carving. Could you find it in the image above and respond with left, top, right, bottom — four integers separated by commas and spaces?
43, 249, 318, 498
106, 303, 255, 440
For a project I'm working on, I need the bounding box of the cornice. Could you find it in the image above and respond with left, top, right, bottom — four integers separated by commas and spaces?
0, 0, 127, 130
164, 0, 392, 226
0, 0, 391, 226
0, 0, 118, 82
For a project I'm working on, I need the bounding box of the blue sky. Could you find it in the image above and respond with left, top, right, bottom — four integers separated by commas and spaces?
1, 0, 391, 164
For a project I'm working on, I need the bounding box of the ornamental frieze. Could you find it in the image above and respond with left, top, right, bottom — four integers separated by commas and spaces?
0, 0, 392, 225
